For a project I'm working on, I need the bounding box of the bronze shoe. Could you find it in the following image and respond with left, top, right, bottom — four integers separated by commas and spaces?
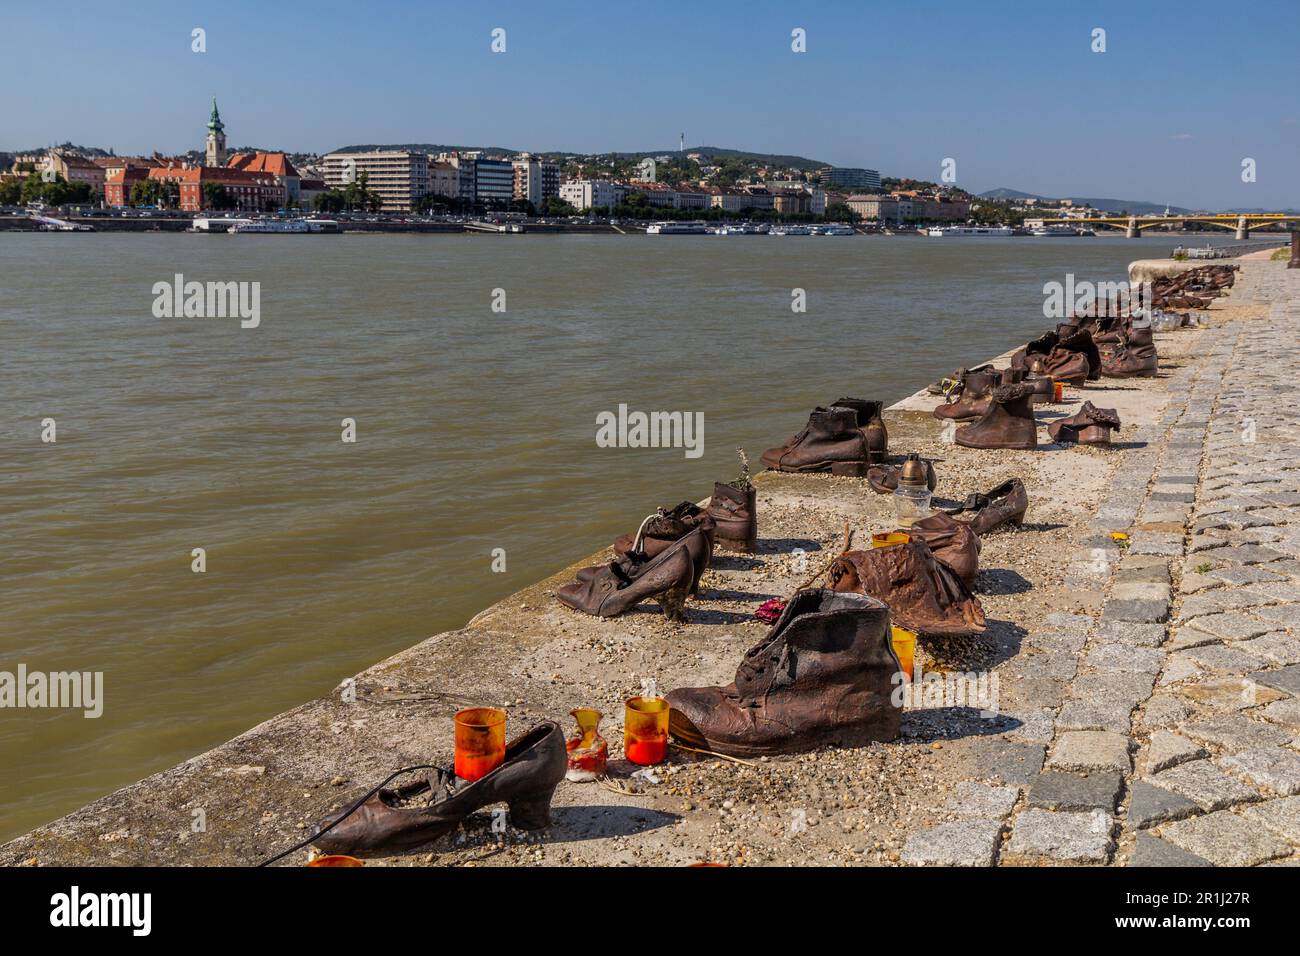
933, 369, 999, 421
943, 478, 1029, 535
612, 501, 713, 559
907, 511, 981, 586
1048, 402, 1121, 445
311, 721, 567, 857
954, 382, 1039, 451
828, 536, 985, 637
558, 523, 713, 621
761, 406, 873, 476
707, 481, 757, 553
666, 589, 901, 757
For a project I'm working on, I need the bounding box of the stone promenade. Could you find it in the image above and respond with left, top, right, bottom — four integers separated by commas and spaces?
905, 256, 1300, 866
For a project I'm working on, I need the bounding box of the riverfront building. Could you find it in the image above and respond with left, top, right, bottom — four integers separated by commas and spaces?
322, 150, 430, 211
560, 179, 625, 211
512, 154, 560, 205
822, 166, 882, 190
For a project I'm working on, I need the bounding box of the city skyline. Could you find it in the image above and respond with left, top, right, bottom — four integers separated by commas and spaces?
4, 0, 1298, 210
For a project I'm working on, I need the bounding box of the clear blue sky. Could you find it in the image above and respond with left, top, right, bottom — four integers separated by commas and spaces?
5, 0, 1297, 210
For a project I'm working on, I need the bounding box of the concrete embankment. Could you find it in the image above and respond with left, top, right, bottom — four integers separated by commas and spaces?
6, 257, 1296, 867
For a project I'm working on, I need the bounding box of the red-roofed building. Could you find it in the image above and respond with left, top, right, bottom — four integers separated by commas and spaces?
227, 151, 301, 204
106, 161, 284, 211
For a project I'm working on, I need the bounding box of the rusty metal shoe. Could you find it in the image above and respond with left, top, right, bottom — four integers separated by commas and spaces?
558, 523, 713, 621
1026, 376, 1055, 404
907, 511, 981, 586
867, 454, 937, 494
761, 406, 872, 476
832, 398, 889, 463
1010, 331, 1060, 373
1100, 345, 1158, 378
707, 481, 757, 552
311, 721, 567, 857
926, 363, 994, 395
1041, 348, 1089, 386
612, 501, 713, 559
665, 589, 901, 757
933, 369, 999, 421
1056, 327, 1102, 380
1048, 401, 1121, 445
943, 478, 1029, 535
828, 537, 986, 636
954, 382, 1039, 451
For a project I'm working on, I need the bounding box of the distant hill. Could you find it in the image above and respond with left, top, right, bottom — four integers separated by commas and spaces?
330, 143, 831, 170
979, 187, 1194, 215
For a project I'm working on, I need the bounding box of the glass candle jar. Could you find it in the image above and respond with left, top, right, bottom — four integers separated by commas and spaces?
565, 707, 608, 781
454, 707, 507, 781
624, 696, 669, 765
892, 484, 933, 527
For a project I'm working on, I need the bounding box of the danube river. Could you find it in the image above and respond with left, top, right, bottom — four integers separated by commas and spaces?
0, 230, 1243, 839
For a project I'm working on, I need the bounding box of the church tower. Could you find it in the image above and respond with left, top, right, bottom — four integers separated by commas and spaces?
205, 97, 227, 167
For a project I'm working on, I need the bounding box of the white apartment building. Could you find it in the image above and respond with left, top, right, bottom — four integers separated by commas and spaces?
322, 150, 429, 211
512, 155, 560, 205
560, 179, 624, 210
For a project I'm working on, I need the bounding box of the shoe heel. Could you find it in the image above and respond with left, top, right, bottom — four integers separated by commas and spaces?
659, 584, 689, 622
508, 785, 559, 830
829, 460, 870, 477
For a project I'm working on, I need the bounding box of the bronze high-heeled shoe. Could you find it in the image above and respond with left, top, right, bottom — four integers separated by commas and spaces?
557, 522, 713, 621
310, 721, 567, 857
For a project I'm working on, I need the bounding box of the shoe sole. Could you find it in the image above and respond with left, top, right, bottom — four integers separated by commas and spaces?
668, 712, 892, 758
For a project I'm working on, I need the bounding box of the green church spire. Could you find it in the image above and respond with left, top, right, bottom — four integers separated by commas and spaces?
208, 97, 224, 132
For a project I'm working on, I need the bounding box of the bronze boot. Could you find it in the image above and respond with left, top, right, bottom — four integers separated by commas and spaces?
665, 589, 901, 757
707, 481, 757, 553
933, 369, 998, 421
954, 382, 1039, 451
833, 397, 889, 463
760, 406, 872, 475
944, 478, 1029, 535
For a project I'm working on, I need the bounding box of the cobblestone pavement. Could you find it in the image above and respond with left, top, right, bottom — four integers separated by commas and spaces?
905, 259, 1300, 866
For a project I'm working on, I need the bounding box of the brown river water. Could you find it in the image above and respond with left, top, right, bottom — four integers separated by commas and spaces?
0, 230, 1240, 839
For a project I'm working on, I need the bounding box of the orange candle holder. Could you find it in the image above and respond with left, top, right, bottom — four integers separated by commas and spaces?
1053, 381, 1064, 403
872, 531, 910, 548
891, 626, 917, 681
624, 696, 669, 766
565, 707, 609, 781
454, 707, 507, 781
306, 855, 364, 867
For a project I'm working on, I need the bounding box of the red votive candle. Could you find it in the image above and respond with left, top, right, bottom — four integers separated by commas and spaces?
624, 696, 669, 766
454, 707, 506, 781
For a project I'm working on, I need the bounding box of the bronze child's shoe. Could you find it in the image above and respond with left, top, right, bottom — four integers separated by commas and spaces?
311, 721, 567, 857
760, 406, 873, 476
1048, 401, 1121, 445
557, 523, 713, 621
943, 478, 1029, 535
954, 382, 1039, 451
665, 589, 901, 758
